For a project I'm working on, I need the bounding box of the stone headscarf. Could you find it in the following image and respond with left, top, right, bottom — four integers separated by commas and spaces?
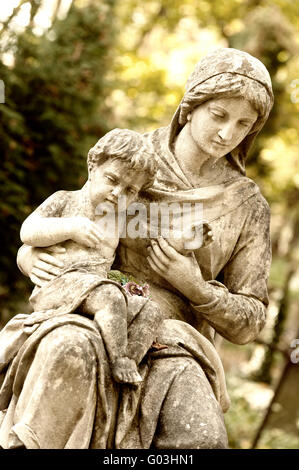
169, 48, 274, 175
143, 48, 274, 223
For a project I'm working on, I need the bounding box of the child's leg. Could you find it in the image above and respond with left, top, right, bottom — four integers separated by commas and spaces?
81, 283, 142, 384
127, 297, 163, 365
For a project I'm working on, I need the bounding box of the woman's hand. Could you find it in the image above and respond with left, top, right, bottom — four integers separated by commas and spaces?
30, 245, 67, 286
147, 236, 210, 303
17, 244, 66, 287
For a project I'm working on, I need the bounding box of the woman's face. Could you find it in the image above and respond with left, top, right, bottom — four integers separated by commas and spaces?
189, 96, 258, 159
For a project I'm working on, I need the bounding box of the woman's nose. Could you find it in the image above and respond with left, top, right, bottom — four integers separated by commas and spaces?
218, 123, 234, 141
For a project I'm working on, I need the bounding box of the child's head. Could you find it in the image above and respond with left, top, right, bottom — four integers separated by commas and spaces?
87, 129, 157, 209
87, 128, 157, 189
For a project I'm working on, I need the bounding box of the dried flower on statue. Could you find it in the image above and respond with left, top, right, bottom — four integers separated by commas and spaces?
124, 281, 150, 297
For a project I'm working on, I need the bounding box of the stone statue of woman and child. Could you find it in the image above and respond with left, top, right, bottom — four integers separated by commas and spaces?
0, 48, 273, 449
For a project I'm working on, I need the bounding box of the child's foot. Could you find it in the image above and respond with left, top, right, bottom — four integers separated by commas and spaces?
112, 357, 143, 384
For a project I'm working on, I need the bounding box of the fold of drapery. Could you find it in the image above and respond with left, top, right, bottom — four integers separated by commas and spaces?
0, 313, 229, 448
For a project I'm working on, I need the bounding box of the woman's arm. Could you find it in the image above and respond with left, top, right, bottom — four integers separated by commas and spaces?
198, 195, 271, 344
147, 195, 271, 344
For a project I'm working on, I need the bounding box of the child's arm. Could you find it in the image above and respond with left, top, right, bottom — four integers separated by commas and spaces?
21, 191, 73, 247
20, 191, 102, 248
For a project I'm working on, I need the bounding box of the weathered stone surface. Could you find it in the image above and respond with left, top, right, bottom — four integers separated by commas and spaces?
1, 48, 273, 448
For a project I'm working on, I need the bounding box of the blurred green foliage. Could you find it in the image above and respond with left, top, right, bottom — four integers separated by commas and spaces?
224, 372, 299, 449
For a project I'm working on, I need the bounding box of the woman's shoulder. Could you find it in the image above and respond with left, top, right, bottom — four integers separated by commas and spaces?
243, 178, 270, 213
233, 177, 271, 229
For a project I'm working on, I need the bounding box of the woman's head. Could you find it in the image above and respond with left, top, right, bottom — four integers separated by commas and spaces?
178, 73, 272, 134
170, 48, 274, 174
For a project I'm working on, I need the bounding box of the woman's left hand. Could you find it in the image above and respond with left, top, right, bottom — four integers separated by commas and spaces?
147, 236, 207, 302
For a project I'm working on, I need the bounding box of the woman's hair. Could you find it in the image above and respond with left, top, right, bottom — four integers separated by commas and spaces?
178, 72, 272, 134
87, 128, 157, 189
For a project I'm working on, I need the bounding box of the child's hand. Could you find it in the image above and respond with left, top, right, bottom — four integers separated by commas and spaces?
69, 217, 103, 248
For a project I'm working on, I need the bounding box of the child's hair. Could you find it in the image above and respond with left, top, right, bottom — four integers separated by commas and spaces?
87, 128, 157, 189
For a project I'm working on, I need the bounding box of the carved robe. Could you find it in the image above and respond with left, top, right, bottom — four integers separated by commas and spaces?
0, 48, 273, 449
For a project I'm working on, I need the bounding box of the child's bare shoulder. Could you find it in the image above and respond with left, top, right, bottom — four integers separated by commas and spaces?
34, 190, 74, 217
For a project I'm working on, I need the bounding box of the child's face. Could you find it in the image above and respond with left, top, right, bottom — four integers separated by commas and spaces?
89, 158, 148, 210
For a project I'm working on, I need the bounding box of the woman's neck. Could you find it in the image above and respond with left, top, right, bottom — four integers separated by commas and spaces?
173, 123, 211, 183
